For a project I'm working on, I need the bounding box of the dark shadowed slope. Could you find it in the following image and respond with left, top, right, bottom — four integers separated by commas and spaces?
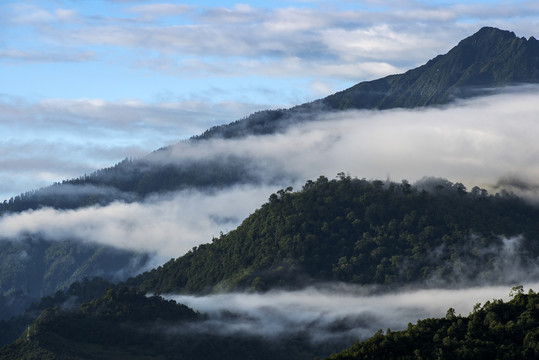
0, 238, 150, 320
323, 27, 539, 110
195, 27, 539, 139
0, 287, 336, 360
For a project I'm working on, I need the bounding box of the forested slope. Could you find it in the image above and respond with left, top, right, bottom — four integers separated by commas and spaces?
0, 238, 149, 320
0, 286, 335, 360
130, 175, 539, 294
327, 287, 539, 360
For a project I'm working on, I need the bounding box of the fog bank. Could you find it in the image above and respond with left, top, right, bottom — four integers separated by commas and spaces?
168, 283, 539, 343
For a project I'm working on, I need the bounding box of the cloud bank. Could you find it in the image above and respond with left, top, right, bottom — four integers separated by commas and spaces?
0, 185, 275, 260
156, 85, 539, 195
168, 283, 539, 343
1, 87, 539, 261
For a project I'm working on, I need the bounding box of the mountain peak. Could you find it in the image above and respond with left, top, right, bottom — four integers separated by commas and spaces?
471, 26, 516, 40
323, 26, 539, 110
191, 27, 539, 140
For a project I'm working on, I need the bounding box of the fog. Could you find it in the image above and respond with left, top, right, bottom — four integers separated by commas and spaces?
153, 85, 539, 197
167, 283, 539, 343
0, 185, 275, 260
1, 87, 539, 260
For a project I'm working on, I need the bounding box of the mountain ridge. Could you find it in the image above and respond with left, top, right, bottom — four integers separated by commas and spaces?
128, 176, 539, 295
1, 27, 537, 213
322, 27, 539, 110
195, 26, 539, 140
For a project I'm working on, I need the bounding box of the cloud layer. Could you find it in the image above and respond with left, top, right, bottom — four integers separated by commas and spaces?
0, 185, 275, 260
157, 85, 539, 194
168, 283, 539, 343
1, 87, 539, 261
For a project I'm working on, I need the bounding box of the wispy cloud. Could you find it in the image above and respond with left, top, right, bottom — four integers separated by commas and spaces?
127, 4, 192, 21
6, 1, 539, 80
0, 50, 94, 63
0, 185, 275, 259
168, 283, 537, 343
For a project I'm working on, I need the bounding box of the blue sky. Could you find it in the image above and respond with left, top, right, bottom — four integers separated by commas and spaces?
1, 0, 538, 200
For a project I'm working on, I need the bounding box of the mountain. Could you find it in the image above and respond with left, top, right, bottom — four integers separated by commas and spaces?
0, 286, 337, 360
2, 27, 538, 214
129, 176, 539, 294
327, 287, 539, 360
323, 27, 539, 110
194, 26, 539, 139
0, 238, 150, 320
3, 177, 539, 358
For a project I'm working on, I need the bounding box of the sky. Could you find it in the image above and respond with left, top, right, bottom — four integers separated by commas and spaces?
1, 0, 539, 200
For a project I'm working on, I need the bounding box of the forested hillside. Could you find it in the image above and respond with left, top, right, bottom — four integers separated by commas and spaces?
327, 287, 539, 360
0, 277, 113, 346
130, 175, 539, 294
0, 286, 336, 360
3, 175, 539, 358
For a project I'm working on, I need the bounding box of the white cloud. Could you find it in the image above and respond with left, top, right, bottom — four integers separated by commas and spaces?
4, 1, 539, 81
0, 49, 94, 63
0, 185, 276, 259
127, 3, 191, 21
149, 86, 539, 195
167, 283, 539, 343
320, 24, 445, 62
8, 4, 78, 24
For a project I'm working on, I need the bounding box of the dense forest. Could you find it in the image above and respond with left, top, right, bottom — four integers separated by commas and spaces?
3, 175, 539, 357
129, 175, 539, 294
0, 284, 337, 360
327, 287, 539, 360
0, 277, 114, 346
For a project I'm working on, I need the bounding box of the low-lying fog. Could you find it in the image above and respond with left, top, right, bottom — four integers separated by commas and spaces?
167, 283, 539, 343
